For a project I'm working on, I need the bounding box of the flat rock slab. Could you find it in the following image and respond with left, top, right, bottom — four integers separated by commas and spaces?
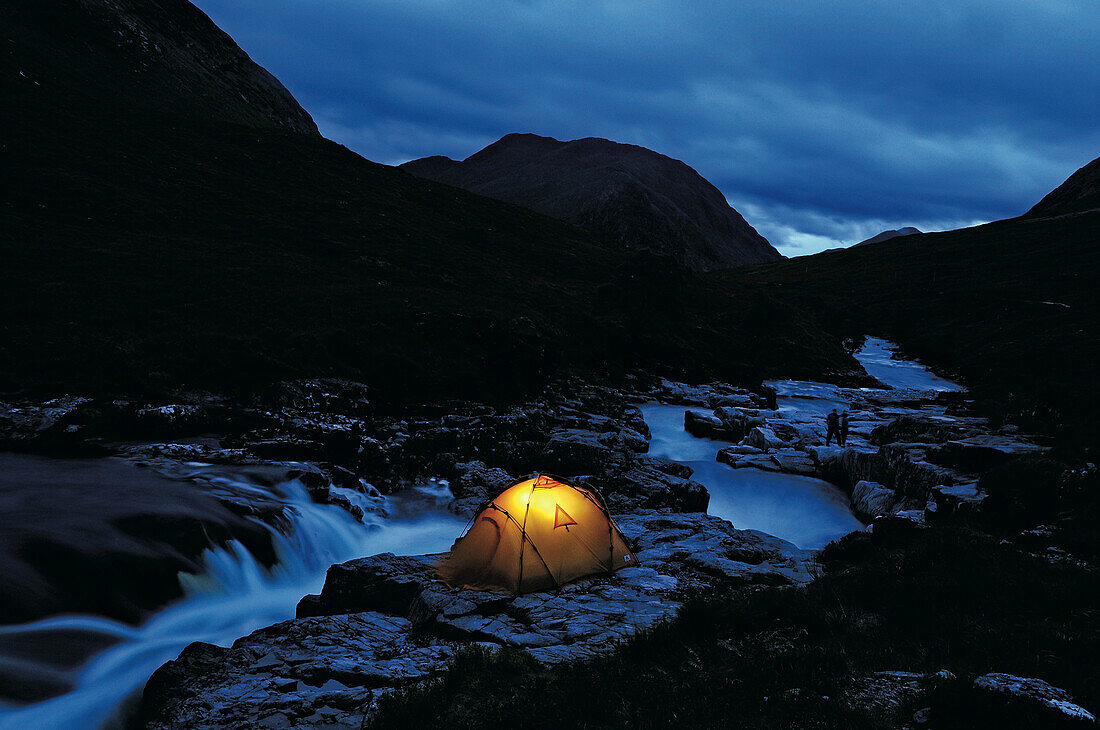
142, 511, 814, 729
972, 672, 1097, 727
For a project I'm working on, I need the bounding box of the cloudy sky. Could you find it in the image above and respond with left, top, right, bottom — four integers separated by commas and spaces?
196, 0, 1098, 256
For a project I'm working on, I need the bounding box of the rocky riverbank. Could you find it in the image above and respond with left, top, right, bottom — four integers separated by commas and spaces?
2, 339, 1088, 728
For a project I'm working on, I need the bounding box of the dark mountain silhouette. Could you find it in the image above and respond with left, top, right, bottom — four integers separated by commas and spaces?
401, 133, 781, 271
853, 226, 921, 247
5, 0, 317, 134
2, 0, 1095, 444
1026, 155, 1100, 218
0, 0, 846, 402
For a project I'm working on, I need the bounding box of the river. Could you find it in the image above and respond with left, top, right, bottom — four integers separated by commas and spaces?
0, 336, 960, 728
0, 473, 464, 730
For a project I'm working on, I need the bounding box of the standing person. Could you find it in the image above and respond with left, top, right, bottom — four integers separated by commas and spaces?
839, 410, 850, 446
826, 408, 840, 446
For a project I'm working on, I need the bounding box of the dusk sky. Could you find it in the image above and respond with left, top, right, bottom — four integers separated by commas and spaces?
195, 0, 1099, 256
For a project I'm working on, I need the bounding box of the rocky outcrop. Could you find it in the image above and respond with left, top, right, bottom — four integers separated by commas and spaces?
970, 673, 1097, 728
850, 480, 898, 520
656, 374, 1046, 520
445, 461, 514, 517
141, 511, 814, 728
593, 457, 709, 513
400, 133, 781, 271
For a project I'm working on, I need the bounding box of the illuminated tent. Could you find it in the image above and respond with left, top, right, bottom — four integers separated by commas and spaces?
437, 474, 637, 594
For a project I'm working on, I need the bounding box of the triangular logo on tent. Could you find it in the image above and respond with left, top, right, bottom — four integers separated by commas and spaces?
554, 504, 578, 529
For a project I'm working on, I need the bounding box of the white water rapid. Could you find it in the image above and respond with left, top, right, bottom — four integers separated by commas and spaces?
0, 477, 465, 730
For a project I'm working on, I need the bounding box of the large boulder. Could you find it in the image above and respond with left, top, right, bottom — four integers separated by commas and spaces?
851, 480, 898, 520
683, 409, 729, 439
446, 461, 515, 517
297, 554, 436, 619
598, 458, 709, 513
967, 673, 1097, 728
743, 426, 788, 451
538, 428, 635, 474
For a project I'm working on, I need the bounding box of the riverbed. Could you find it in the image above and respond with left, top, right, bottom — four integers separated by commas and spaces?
640, 403, 863, 549
0, 469, 464, 730
0, 335, 964, 729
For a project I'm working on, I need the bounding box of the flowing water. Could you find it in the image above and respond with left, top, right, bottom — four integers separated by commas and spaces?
853, 337, 964, 392
0, 336, 961, 728
0, 474, 464, 730
641, 403, 864, 548
639, 336, 964, 549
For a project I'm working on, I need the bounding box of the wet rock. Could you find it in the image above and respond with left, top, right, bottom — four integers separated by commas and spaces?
712, 406, 749, 438
815, 443, 958, 503
684, 409, 731, 439
0, 396, 105, 454
446, 461, 514, 517
598, 460, 709, 513
851, 480, 898, 520
935, 434, 1047, 473
970, 673, 1096, 728
257, 379, 372, 417
743, 426, 788, 451
539, 428, 632, 474
143, 513, 814, 729
870, 416, 961, 445
719, 444, 764, 456
141, 613, 453, 730
929, 482, 986, 513
636, 455, 695, 479
716, 448, 814, 475
708, 392, 764, 410
297, 554, 436, 618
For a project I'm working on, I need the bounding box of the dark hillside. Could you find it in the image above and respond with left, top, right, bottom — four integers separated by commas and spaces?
0, 0, 850, 403
401, 133, 781, 272
1027, 155, 1100, 218
4, 0, 317, 134
729, 210, 1100, 446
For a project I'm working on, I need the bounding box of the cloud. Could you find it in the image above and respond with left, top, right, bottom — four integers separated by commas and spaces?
194, 0, 1100, 254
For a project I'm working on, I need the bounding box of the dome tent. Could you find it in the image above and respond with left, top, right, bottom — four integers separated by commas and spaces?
437, 474, 637, 594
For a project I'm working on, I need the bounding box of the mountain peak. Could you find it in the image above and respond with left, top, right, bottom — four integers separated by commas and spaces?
402, 133, 780, 271
1027, 155, 1100, 218
7, 0, 318, 135
853, 227, 922, 247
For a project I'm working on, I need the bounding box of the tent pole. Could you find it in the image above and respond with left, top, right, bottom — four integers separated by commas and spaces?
516, 480, 536, 595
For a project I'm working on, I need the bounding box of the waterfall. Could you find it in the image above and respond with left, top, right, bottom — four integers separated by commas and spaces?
0, 478, 464, 730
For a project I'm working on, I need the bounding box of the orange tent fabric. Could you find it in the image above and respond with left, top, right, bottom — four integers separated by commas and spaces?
437, 474, 637, 594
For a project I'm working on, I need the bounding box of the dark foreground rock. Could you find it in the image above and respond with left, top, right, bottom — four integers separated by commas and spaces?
967, 672, 1097, 728
140, 511, 814, 729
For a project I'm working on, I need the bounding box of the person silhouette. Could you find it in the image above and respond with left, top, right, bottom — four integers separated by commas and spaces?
839, 410, 850, 446
826, 408, 840, 446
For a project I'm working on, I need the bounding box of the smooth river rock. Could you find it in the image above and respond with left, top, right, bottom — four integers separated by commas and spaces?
141, 511, 815, 729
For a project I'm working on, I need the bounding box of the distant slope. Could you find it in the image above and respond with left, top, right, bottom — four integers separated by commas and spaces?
1027, 155, 1100, 218
730, 210, 1099, 446
400, 133, 781, 272
0, 0, 849, 401
853, 226, 921, 247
